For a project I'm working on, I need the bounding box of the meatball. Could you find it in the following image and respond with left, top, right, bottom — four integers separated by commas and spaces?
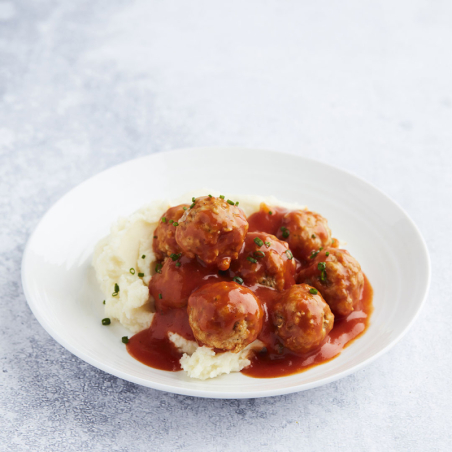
149, 256, 220, 311
230, 232, 296, 291
272, 284, 334, 353
187, 281, 264, 352
176, 196, 248, 270
276, 210, 332, 262
153, 204, 189, 261
296, 248, 364, 317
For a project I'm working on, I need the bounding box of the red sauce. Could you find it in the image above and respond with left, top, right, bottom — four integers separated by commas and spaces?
248, 204, 288, 236
242, 275, 373, 378
126, 307, 194, 371
126, 203, 374, 378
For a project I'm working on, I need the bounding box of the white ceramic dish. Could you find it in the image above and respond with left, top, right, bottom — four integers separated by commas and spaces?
21, 148, 430, 399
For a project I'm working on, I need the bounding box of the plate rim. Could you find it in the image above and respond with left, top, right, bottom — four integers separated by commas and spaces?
21, 147, 431, 399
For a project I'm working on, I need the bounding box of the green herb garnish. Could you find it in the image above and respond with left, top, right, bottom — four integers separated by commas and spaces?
138, 273, 144, 277
265, 241, 271, 247
159, 293, 162, 299
281, 227, 289, 238
254, 237, 264, 247
155, 263, 163, 274
247, 256, 258, 264
233, 276, 244, 285
122, 336, 129, 344
102, 318, 111, 325
285, 250, 293, 260
161, 217, 167, 223
170, 253, 182, 261
253, 250, 265, 259
130, 268, 135, 275
227, 199, 234, 205
309, 288, 318, 295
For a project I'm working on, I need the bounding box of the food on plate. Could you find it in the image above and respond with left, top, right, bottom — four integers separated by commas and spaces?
296, 247, 364, 317
149, 256, 217, 310
276, 210, 332, 263
93, 191, 373, 380
175, 195, 248, 271
272, 284, 334, 353
229, 232, 296, 291
153, 204, 189, 260
188, 281, 264, 352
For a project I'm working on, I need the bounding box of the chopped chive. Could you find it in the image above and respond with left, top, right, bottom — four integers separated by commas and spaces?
247, 256, 258, 264
142, 254, 146, 258
281, 227, 290, 239
102, 318, 111, 325
183, 206, 188, 210
153, 236, 157, 239
112, 292, 118, 297
317, 262, 327, 282
122, 336, 129, 344
309, 288, 318, 295
173, 222, 179, 226
254, 237, 264, 247
268, 211, 273, 215
265, 241, 271, 247
130, 268, 135, 275
155, 263, 163, 274
175, 262, 181, 268
325, 251, 330, 256
285, 250, 293, 260
227, 199, 234, 205
138, 272, 144, 277
169, 219, 174, 224
311, 234, 316, 238
192, 197, 196, 202
170, 253, 182, 261
114, 283, 119, 293
220, 195, 225, 199
310, 250, 320, 259
235, 201, 239, 206
253, 250, 265, 259
103, 300, 105, 305
208, 194, 213, 198
233, 276, 244, 285
161, 217, 167, 223
190, 203, 195, 209
159, 293, 162, 299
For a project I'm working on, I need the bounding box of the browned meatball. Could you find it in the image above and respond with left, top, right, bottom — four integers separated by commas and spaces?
176, 196, 248, 271
276, 210, 332, 262
187, 281, 264, 352
149, 256, 222, 311
230, 232, 296, 291
272, 284, 334, 353
153, 204, 189, 260
296, 248, 364, 317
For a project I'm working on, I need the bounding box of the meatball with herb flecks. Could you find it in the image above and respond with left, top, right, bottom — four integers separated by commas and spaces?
273, 284, 334, 353
152, 204, 189, 261
230, 232, 296, 291
175, 196, 248, 271
276, 210, 332, 262
187, 281, 263, 353
296, 248, 364, 317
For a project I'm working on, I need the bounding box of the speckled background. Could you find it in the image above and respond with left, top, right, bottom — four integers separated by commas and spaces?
1, 1, 451, 450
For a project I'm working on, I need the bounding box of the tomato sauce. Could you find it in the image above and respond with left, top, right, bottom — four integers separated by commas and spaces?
126, 204, 374, 378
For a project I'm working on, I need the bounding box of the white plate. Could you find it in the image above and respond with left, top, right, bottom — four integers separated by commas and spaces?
21, 148, 430, 399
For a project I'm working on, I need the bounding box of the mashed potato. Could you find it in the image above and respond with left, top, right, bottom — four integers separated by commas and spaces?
93, 190, 304, 378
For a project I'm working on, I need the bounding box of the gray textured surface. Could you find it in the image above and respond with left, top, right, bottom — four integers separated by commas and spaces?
1, 0, 451, 450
